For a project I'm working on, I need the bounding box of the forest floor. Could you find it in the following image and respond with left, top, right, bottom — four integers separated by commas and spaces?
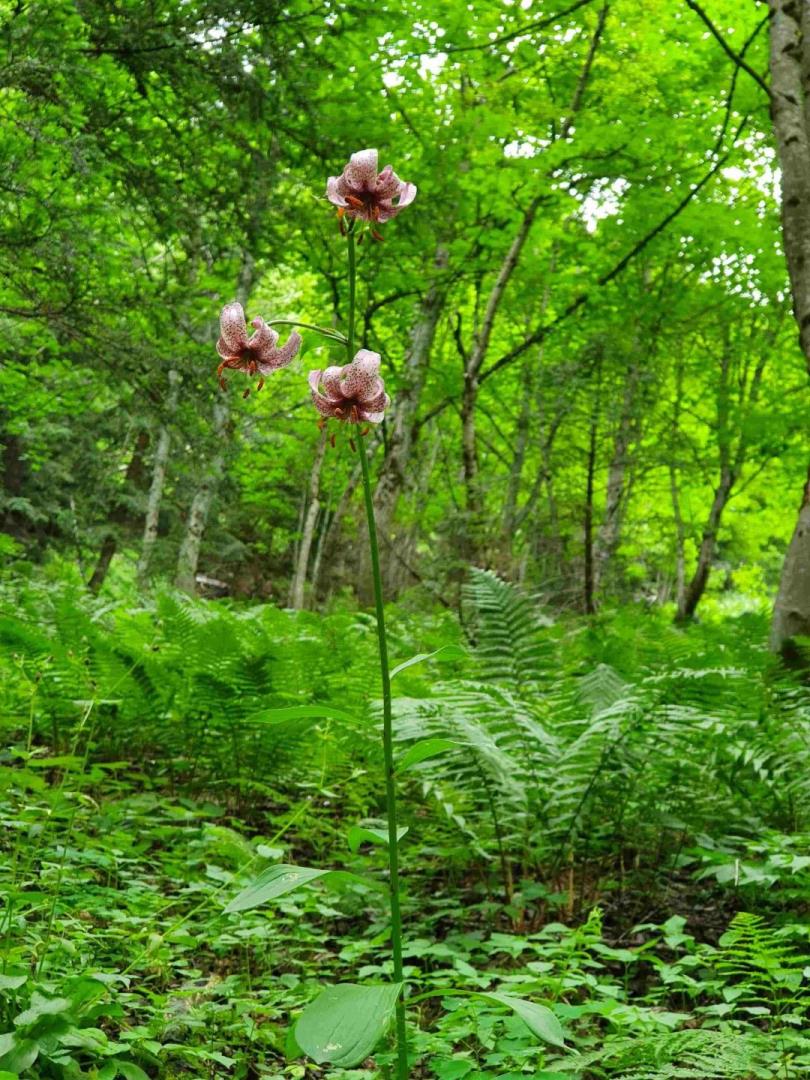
1, 581, 809, 1078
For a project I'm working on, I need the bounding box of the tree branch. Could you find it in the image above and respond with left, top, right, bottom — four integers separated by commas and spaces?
684, 0, 771, 98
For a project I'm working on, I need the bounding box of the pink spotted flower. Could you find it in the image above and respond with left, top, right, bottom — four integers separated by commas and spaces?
326, 149, 416, 233
216, 302, 301, 396
309, 349, 390, 425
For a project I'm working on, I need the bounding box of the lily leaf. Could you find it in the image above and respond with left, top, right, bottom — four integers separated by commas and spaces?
295, 982, 403, 1067
478, 992, 566, 1048
225, 864, 371, 913
390, 644, 466, 680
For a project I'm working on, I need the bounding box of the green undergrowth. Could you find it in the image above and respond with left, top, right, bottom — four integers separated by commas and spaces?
1, 572, 809, 1077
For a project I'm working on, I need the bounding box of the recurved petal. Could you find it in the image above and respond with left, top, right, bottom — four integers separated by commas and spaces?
361, 382, 387, 410
358, 402, 388, 424
258, 331, 301, 372
216, 336, 241, 361
358, 375, 386, 406
375, 164, 401, 198
308, 369, 323, 394
396, 181, 417, 209
344, 148, 379, 190
321, 365, 345, 400
248, 318, 279, 358
220, 302, 249, 351
310, 387, 342, 419
342, 349, 381, 399
326, 175, 348, 207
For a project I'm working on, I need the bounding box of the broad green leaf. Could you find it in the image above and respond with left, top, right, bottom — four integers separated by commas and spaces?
348, 824, 409, 853
478, 992, 566, 1048
246, 704, 355, 725
0, 1035, 38, 1074
397, 738, 457, 773
391, 644, 466, 680
0, 974, 26, 990
295, 982, 403, 1067
14, 993, 72, 1027
225, 864, 372, 913
118, 1062, 150, 1080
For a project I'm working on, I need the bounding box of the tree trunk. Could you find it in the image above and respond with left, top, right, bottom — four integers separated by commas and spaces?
137, 369, 180, 588
593, 370, 638, 596
768, 2, 810, 653
462, 194, 543, 530
175, 399, 228, 594
289, 429, 327, 609
583, 414, 598, 615
669, 361, 687, 614
369, 247, 448, 594
676, 468, 734, 622
87, 430, 150, 594
771, 467, 810, 655
503, 273, 555, 539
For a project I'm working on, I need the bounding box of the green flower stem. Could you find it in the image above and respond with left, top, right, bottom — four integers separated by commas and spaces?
357, 437, 409, 1080
346, 223, 408, 1080
346, 227, 357, 361
267, 319, 347, 344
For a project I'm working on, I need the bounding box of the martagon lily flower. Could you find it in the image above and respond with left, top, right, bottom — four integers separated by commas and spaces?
216, 302, 301, 396
309, 349, 390, 426
327, 149, 416, 235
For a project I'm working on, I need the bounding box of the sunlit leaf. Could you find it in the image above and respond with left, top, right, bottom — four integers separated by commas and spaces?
295, 982, 403, 1067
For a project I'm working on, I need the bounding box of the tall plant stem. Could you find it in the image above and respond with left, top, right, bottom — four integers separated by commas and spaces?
346, 228, 357, 359
358, 438, 408, 1079
346, 223, 408, 1079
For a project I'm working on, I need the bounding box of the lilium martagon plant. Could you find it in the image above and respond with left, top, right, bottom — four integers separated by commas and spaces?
218, 150, 567, 1078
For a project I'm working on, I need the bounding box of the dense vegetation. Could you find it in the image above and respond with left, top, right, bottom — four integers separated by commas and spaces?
2, 0, 810, 1077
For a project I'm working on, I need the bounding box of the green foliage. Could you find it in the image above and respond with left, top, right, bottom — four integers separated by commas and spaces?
1, 573, 809, 1076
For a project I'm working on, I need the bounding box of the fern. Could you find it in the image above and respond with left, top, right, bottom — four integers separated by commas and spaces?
392, 571, 810, 887
566, 1028, 772, 1079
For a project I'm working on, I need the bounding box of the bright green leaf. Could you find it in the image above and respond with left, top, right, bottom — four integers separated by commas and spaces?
246, 704, 356, 726
225, 864, 372, 913
295, 982, 403, 1067
118, 1062, 150, 1080
478, 992, 566, 1048
348, 824, 409, 853
391, 645, 466, 680
397, 738, 457, 773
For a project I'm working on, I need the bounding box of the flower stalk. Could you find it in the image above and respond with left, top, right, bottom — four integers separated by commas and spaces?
346, 225, 409, 1080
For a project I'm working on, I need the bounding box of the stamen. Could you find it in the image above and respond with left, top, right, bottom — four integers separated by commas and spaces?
242, 387, 251, 399
345, 194, 365, 210
372, 229, 385, 243
349, 438, 357, 452
330, 433, 336, 448
256, 376, 265, 393
360, 426, 370, 437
